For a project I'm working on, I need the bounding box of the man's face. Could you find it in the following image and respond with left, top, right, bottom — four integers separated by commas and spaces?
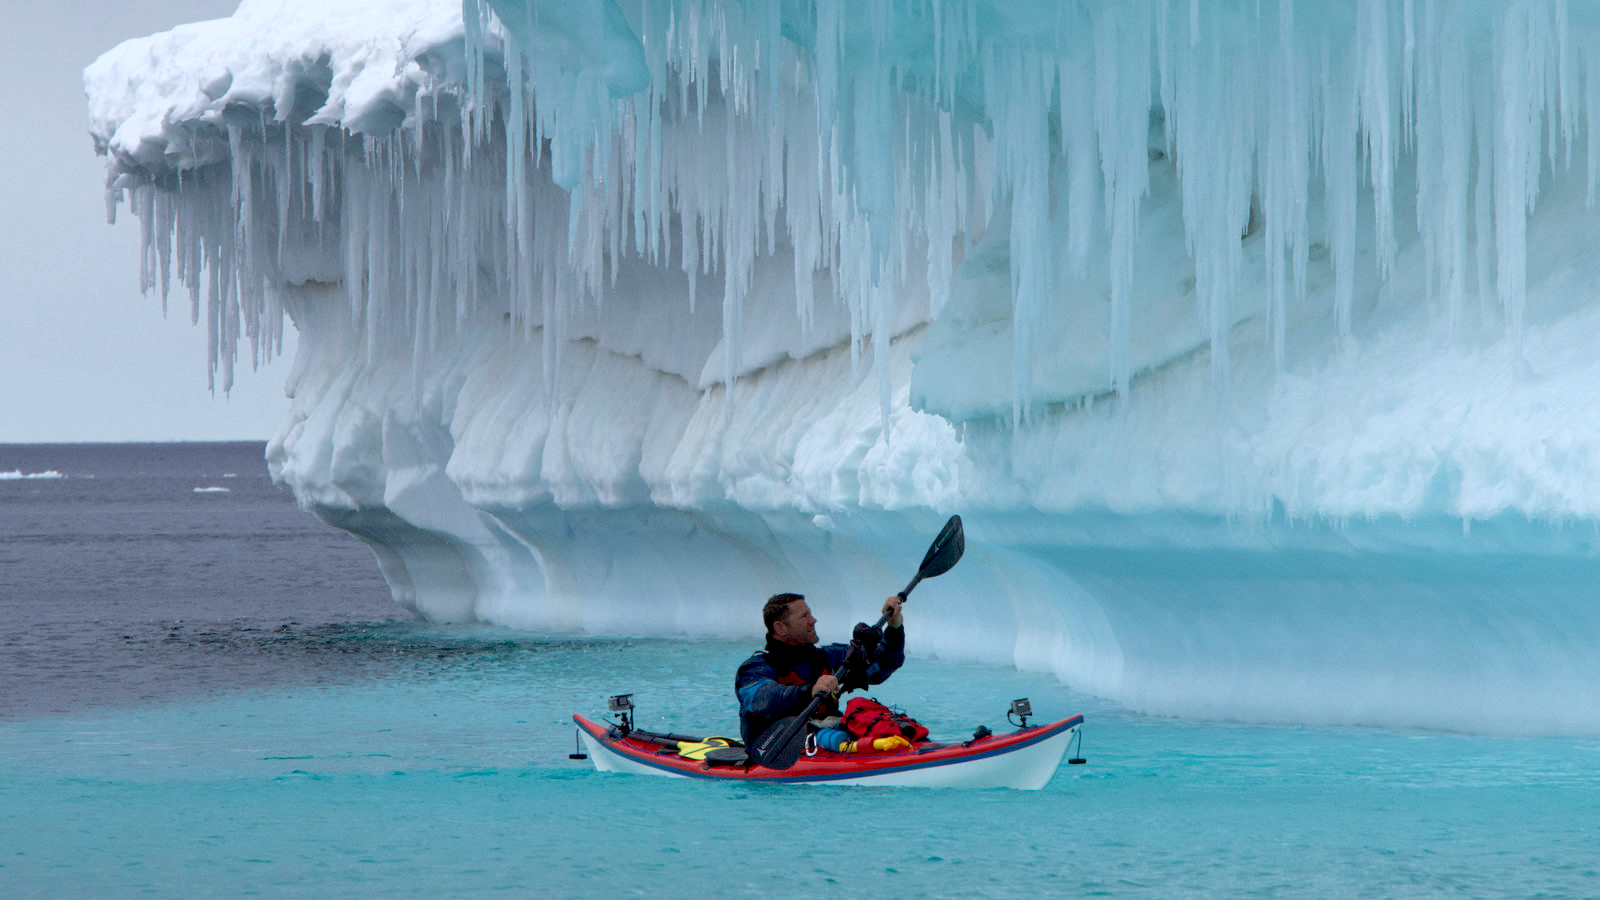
773, 598, 819, 645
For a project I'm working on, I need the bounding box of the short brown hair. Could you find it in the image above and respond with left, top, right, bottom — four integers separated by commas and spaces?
763, 593, 805, 637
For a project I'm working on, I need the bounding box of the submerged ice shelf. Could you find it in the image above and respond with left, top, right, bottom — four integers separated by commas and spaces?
86, 0, 1600, 735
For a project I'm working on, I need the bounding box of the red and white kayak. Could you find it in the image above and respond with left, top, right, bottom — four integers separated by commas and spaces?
572, 713, 1084, 789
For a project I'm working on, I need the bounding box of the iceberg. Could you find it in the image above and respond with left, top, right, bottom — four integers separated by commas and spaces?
85, 0, 1600, 735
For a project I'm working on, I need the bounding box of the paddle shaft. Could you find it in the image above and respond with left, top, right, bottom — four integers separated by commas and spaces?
621, 728, 737, 748
897, 575, 922, 605
628, 728, 717, 745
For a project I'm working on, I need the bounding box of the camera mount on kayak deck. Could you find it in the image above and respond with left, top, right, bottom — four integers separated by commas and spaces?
608, 693, 635, 730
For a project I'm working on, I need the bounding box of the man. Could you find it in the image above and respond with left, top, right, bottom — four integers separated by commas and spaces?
735, 592, 907, 754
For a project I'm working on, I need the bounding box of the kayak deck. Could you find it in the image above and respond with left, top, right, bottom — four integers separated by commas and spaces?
572, 713, 1084, 789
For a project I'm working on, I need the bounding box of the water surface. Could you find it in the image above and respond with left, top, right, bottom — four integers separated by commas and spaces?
3, 444, 1595, 897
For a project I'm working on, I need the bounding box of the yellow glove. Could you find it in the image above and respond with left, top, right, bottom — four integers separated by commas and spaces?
848, 735, 912, 753
841, 735, 913, 753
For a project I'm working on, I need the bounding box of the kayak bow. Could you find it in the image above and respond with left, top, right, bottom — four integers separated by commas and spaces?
572, 713, 1083, 790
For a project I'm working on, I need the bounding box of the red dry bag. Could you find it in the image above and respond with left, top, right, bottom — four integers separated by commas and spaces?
842, 697, 930, 743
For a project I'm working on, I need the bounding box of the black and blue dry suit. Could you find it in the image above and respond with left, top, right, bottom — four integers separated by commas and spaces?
734, 624, 905, 748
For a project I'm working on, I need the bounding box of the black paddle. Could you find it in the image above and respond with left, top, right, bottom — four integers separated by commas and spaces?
748, 515, 965, 770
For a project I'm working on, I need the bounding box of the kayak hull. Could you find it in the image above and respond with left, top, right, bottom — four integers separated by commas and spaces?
573, 713, 1083, 790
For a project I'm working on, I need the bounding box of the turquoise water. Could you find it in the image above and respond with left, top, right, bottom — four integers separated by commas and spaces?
5, 629, 1599, 898
5, 444, 1598, 896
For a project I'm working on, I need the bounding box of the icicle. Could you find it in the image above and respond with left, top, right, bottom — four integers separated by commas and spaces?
1423, 0, 1471, 341
1587, 46, 1600, 207
155, 188, 174, 311
1059, 45, 1097, 279
989, 45, 1053, 425
135, 180, 156, 297
1093, 1, 1152, 397
1322, 40, 1359, 339
1558, 0, 1575, 165
277, 125, 292, 263
1494, 3, 1533, 356
1357, 0, 1398, 280
1402, 0, 1417, 154
1473, 69, 1496, 321
925, 107, 959, 316
1261, 0, 1306, 373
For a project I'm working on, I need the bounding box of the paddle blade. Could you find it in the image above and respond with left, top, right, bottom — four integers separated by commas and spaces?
749, 714, 808, 770
916, 515, 964, 580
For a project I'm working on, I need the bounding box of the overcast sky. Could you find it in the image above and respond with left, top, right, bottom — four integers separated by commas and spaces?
0, 1, 294, 443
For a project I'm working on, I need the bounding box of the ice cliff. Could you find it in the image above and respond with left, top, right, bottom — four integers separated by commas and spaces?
86, 0, 1600, 735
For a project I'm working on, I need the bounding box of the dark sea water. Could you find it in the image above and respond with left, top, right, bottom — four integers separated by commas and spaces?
4, 444, 1599, 897
0, 442, 397, 719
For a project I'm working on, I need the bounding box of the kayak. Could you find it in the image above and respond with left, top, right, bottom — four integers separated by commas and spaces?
571, 712, 1084, 789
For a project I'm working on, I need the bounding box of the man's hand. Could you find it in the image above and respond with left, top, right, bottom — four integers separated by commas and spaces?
881, 595, 903, 627
812, 673, 840, 696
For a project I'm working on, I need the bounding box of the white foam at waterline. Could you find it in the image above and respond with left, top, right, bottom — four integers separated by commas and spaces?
192, 486, 231, 493
0, 470, 65, 480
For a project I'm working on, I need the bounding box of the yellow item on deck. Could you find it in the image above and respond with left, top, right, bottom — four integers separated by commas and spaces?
676, 737, 736, 760
841, 735, 913, 754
